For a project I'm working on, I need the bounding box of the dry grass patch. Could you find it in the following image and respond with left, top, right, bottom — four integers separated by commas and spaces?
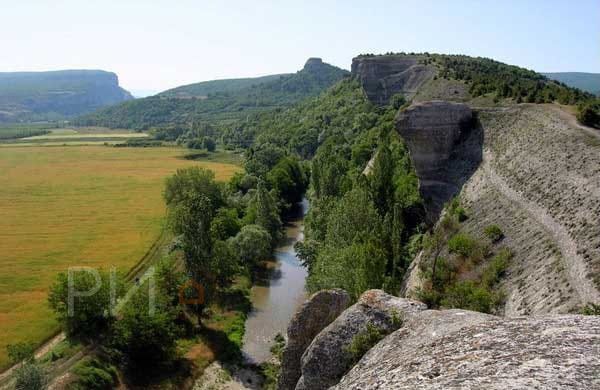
0, 146, 240, 368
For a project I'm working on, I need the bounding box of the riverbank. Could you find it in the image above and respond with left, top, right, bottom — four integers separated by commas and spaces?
193, 199, 309, 389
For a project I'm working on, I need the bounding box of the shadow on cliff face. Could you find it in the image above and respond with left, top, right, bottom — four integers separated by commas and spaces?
396, 101, 483, 224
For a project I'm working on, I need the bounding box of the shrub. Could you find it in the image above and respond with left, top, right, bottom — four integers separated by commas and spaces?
484, 225, 504, 242
7, 342, 35, 364
346, 324, 384, 364
577, 104, 600, 127
581, 303, 600, 315
71, 358, 118, 390
441, 281, 494, 313
481, 248, 512, 288
448, 233, 480, 259
14, 363, 46, 390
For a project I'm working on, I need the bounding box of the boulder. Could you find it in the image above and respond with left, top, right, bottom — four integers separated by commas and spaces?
334, 312, 600, 389
295, 290, 427, 390
351, 55, 435, 105
277, 289, 351, 390
396, 101, 482, 222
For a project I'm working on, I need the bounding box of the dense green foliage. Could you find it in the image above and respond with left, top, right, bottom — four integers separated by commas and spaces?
70, 358, 118, 390
0, 124, 50, 140
48, 270, 124, 338
110, 285, 182, 372
0, 70, 132, 122
416, 203, 512, 313
229, 77, 425, 300
14, 362, 47, 390
432, 54, 592, 104
74, 60, 348, 130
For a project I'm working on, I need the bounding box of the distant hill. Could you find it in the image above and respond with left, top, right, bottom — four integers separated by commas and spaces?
159, 74, 288, 98
0, 70, 133, 122
74, 58, 349, 130
543, 72, 600, 95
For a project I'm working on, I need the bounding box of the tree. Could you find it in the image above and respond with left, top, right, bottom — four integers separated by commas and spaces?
325, 187, 383, 247
267, 157, 308, 206
168, 192, 214, 319
254, 181, 282, 245
203, 136, 216, 152
164, 167, 223, 209
369, 143, 395, 216
110, 288, 181, 372
211, 240, 240, 286
230, 225, 271, 268
210, 207, 242, 241
307, 240, 387, 300
48, 269, 123, 339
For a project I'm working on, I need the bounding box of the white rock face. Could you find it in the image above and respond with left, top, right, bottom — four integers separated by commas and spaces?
333, 312, 600, 389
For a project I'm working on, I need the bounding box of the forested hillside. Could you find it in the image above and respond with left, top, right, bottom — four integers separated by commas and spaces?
543, 72, 600, 96
74, 58, 349, 130
0, 70, 132, 122
159, 74, 288, 98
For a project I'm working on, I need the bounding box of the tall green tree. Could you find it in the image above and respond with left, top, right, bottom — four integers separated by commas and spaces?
254, 181, 282, 245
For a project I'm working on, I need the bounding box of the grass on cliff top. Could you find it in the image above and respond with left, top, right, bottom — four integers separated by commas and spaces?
0, 145, 241, 369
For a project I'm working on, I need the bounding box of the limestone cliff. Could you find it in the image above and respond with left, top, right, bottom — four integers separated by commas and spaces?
279, 290, 599, 390
351, 55, 435, 105
395, 100, 482, 223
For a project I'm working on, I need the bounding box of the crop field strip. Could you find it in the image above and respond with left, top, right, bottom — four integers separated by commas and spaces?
0, 146, 241, 368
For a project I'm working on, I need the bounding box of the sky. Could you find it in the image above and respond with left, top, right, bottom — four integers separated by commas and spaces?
1, 0, 598, 94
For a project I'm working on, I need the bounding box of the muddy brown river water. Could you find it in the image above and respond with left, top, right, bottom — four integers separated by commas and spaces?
242, 199, 308, 363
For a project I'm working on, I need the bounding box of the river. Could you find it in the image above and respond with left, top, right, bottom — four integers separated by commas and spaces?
242, 198, 309, 363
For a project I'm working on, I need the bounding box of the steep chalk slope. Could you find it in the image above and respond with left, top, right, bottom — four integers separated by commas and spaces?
475, 104, 600, 310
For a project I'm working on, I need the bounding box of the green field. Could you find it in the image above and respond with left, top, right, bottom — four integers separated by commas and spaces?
0, 146, 241, 368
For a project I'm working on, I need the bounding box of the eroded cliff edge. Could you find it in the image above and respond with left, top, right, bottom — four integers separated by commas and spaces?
279, 290, 600, 390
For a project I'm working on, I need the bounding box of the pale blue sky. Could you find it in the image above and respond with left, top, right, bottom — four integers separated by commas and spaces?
1, 0, 598, 93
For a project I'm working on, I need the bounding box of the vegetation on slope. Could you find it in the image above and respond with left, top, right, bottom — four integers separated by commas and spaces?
0, 70, 132, 122
159, 74, 288, 98
74, 59, 349, 130
543, 72, 600, 96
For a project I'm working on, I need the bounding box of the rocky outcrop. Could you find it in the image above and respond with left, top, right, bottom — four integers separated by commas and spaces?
277, 289, 351, 390
396, 101, 482, 222
351, 55, 435, 105
334, 312, 600, 389
294, 290, 427, 390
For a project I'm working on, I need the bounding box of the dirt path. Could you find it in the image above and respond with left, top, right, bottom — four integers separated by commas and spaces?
0, 230, 169, 386
548, 104, 600, 141
482, 151, 600, 305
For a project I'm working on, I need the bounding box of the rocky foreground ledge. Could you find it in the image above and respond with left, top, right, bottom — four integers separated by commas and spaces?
279, 290, 600, 390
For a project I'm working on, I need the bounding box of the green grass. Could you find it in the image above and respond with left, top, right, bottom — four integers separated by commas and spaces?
0, 146, 241, 369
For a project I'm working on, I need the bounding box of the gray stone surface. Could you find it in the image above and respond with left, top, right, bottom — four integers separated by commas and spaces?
396, 100, 482, 222
351, 55, 434, 105
333, 312, 600, 389
277, 289, 351, 390
296, 290, 427, 390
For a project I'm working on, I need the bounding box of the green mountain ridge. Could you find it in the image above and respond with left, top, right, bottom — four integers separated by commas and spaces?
0, 70, 133, 122
543, 72, 600, 95
74, 58, 349, 130
159, 74, 290, 98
